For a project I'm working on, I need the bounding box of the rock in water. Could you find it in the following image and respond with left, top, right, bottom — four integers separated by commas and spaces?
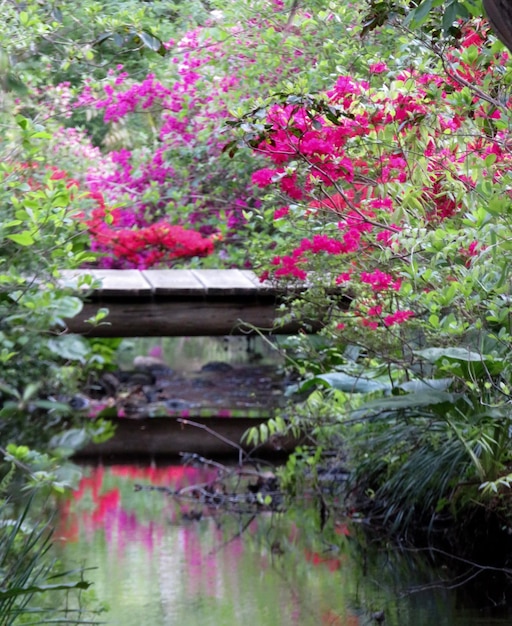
200, 361, 234, 373
133, 355, 173, 375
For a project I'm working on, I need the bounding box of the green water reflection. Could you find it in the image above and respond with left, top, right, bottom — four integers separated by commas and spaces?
117, 336, 282, 372
55, 465, 512, 626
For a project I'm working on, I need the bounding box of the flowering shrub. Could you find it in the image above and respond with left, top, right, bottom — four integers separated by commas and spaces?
83, 193, 215, 268
64, 4, 364, 269
241, 20, 512, 337
71, 32, 282, 265
6, 2, 388, 270
242, 18, 512, 536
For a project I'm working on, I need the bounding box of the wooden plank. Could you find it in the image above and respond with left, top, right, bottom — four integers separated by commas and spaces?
74, 417, 299, 459
191, 269, 259, 296
141, 269, 206, 296
59, 269, 152, 297
65, 300, 318, 336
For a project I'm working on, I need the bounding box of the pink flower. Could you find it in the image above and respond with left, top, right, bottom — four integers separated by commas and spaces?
383, 310, 414, 327
273, 206, 290, 219
50, 169, 68, 180
336, 272, 352, 284
360, 270, 401, 292
369, 62, 388, 74
252, 168, 278, 187
376, 229, 398, 247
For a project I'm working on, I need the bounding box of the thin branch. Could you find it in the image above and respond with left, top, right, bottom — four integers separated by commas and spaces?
176, 417, 248, 465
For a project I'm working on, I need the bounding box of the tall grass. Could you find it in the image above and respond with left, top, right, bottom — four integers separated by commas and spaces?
0, 490, 102, 625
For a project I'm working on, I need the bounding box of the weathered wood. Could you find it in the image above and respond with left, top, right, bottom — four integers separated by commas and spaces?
60, 269, 153, 296
141, 269, 207, 296
62, 269, 337, 337
191, 269, 259, 296
74, 416, 299, 459
65, 300, 317, 336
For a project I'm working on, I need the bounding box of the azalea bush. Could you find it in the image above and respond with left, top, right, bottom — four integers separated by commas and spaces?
239, 17, 512, 537
16, 1, 372, 269
4, 1, 415, 270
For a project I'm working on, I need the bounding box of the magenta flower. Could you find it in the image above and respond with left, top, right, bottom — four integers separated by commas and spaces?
383, 310, 415, 327
273, 206, 290, 219
369, 62, 388, 74
360, 270, 401, 292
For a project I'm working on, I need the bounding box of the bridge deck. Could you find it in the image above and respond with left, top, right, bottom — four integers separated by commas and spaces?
61, 269, 331, 337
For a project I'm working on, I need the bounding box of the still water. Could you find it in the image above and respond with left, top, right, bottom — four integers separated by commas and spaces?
55, 464, 512, 626
115, 336, 282, 372
54, 338, 512, 625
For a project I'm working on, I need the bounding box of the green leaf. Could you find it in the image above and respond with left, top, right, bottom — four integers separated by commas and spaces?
442, 2, 460, 33
52, 295, 83, 320
354, 391, 455, 416
47, 335, 89, 363
315, 372, 391, 394
5, 73, 28, 94
0, 580, 91, 599
415, 347, 487, 362
6, 232, 35, 246
0, 382, 20, 399
15, 115, 29, 129
22, 382, 40, 402
49, 428, 90, 454
399, 378, 453, 393
95, 32, 113, 46
407, 0, 434, 25
113, 32, 125, 47
139, 30, 165, 53
33, 399, 70, 411
51, 6, 63, 22
485, 153, 497, 168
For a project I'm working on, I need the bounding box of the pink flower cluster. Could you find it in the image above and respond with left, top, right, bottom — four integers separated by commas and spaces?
248, 21, 512, 331
82, 190, 215, 269
70, 11, 321, 269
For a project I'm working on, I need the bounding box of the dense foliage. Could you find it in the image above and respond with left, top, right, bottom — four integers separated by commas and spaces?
4, 0, 512, 585
239, 7, 512, 545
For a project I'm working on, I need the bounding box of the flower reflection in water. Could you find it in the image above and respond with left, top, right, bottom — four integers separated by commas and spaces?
56, 464, 360, 626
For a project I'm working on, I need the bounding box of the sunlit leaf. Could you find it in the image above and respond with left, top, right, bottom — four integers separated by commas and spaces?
315, 372, 391, 394
6, 232, 35, 246
47, 335, 89, 363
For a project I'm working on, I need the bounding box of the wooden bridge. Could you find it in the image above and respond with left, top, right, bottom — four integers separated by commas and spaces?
61, 268, 339, 337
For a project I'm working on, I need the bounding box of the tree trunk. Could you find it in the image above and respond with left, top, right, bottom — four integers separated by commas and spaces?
483, 0, 512, 53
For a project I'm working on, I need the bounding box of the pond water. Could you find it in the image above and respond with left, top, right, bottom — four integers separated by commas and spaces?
57, 337, 512, 624
116, 336, 283, 372
55, 464, 512, 626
